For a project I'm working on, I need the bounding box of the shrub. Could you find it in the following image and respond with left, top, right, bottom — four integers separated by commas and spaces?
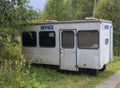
0, 45, 42, 88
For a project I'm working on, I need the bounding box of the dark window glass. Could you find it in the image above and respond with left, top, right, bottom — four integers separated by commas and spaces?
78, 30, 99, 49
39, 31, 55, 47
22, 31, 37, 47
62, 31, 74, 48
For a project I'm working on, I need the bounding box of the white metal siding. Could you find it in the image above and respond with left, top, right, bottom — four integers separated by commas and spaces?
22, 20, 112, 71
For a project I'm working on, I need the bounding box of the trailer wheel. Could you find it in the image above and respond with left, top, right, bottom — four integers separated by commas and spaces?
99, 64, 106, 72
94, 69, 99, 76
90, 69, 99, 76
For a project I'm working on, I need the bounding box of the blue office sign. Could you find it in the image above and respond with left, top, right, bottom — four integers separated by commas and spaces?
41, 25, 54, 30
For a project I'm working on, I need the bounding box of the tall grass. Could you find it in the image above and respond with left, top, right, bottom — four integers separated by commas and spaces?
1, 44, 120, 88
29, 56, 120, 88
0, 45, 41, 88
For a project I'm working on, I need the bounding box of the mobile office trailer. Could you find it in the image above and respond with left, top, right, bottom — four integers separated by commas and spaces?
22, 19, 113, 74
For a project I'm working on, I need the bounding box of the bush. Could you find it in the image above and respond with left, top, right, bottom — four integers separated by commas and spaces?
0, 45, 41, 88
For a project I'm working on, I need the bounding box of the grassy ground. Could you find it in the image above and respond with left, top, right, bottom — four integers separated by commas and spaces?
115, 82, 120, 88
29, 56, 120, 88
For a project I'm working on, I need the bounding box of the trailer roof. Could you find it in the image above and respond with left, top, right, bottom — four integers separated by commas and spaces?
28, 19, 112, 25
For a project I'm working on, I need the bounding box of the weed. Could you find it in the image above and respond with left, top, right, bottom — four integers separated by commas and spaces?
29, 56, 120, 88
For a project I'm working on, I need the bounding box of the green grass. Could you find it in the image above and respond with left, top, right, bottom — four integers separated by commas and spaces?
2, 44, 120, 88
29, 56, 120, 88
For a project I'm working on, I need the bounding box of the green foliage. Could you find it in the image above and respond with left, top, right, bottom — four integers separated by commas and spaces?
0, 0, 28, 28
42, 0, 65, 21
42, 0, 120, 56
42, 0, 94, 21
67, 0, 94, 19
0, 27, 19, 50
0, 0, 41, 48
29, 56, 120, 88
0, 45, 41, 88
0, 0, 42, 87
95, 0, 120, 56
1, 0, 120, 87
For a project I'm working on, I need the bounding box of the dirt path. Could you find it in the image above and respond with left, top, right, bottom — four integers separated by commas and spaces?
95, 71, 120, 88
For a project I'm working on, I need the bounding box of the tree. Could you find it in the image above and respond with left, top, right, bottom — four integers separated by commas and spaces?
0, 1, 41, 87
0, 0, 40, 48
42, 0, 65, 21
95, 0, 120, 55
42, 0, 94, 21
0, 0, 41, 67
68, 0, 94, 19
0, 0, 29, 27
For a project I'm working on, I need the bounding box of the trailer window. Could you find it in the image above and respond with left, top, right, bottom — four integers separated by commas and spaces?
39, 31, 55, 47
62, 31, 74, 48
22, 31, 37, 47
78, 30, 99, 49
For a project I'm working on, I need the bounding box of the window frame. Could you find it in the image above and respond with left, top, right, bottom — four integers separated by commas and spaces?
39, 31, 56, 48
78, 30, 99, 49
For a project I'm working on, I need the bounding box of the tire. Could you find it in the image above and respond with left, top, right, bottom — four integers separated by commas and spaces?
99, 64, 106, 72
94, 69, 99, 76
90, 69, 99, 76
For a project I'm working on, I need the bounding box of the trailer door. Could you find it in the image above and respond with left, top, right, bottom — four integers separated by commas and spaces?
60, 30, 78, 71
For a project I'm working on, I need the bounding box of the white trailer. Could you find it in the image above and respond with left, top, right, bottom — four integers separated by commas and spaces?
22, 19, 113, 75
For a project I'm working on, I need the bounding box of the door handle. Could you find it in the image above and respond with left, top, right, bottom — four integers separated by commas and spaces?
60, 50, 63, 53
